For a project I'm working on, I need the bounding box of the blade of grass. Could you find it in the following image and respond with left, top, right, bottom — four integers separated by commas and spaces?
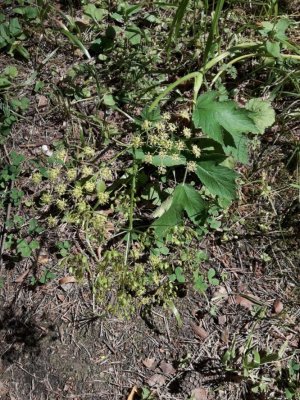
203, 0, 225, 65
166, 0, 190, 54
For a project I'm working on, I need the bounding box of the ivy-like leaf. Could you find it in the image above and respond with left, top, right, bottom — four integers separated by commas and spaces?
192, 91, 258, 145
196, 161, 237, 200
152, 184, 207, 237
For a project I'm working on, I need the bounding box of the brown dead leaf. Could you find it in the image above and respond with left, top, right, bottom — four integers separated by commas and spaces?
273, 299, 283, 314
191, 387, 208, 400
212, 286, 228, 302
191, 323, 209, 340
235, 294, 253, 310
147, 374, 166, 387
59, 276, 77, 285
56, 293, 65, 302
142, 358, 157, 370
15, 269, 29, 283
0, 381, 9, 396
37, 95, 48, 108
37, 254, 50, 265
127, 385, 138, 400
221, 327, 229, 344
159, 360, 176, 375
218, 315, 227, 325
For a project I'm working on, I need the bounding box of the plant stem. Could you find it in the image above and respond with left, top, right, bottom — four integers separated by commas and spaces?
124, 157, 138, 267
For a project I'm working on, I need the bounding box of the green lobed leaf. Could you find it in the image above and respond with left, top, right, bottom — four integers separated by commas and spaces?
83, 4, 105, 22
152, 184, 207, 236
196, 161, 237, 200
192, 91, 258, 145
266, 40, 280, 57
245, 98, 275, 134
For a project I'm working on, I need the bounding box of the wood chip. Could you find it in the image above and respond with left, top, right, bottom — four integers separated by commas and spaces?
273, 299, 283, 314
191, 323, 209, 340
159, 360, 176, 375
59, 276, 77, 285
191, 387, 208, 400
127, 385, 138, 400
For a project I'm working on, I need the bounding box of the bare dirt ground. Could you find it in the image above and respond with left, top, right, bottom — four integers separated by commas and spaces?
0, 2, 299, 399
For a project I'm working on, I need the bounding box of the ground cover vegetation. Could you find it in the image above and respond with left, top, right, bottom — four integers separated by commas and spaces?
0, 0, 299, 399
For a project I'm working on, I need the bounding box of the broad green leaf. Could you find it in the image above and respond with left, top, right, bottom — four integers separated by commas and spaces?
141, 106, 160, 122
275, 18, 290, 41
175, 267, 185, 283
0, 77, 11, 88
192, 91, 258, 145
4, 65, 18, 78
196, 161, 237, 200
193, 271, 208, 294
9, 18, 22, 37
266, 40, 280, 57
224, 132, 249, 164
152, 184, 206, 236
83, 4, 105, 22
246, 98, 275, 134
103, 94, 115, 106
125, 25, 141, 45
207, 268, 220, 285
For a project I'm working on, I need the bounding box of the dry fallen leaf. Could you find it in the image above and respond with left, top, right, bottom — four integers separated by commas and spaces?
159, 360, 176, 375
147, 374, 166, 387
127, 385, 138, 400
56, 293, 65, 302
212, 286, 228, 302
235, 294, 253, 310
37, 95, 48, 108
191, 387, 208, 400
273, 299, 284, 314
191, 323, 209, 340
37, 254, 50, 265
59, 276, 77, 285
221, 327, 229, 344
218, 315, 227, 325
142, 358, 157, 370
0, 381, 9, 396
15, 269, 29, 283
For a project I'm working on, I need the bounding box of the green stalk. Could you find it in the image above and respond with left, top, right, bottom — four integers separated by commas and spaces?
211, 53, 256, 85
203, 0, 225, 65
148, 71, 200, 112
149, 51, 230, 112
124, 158, 138, 267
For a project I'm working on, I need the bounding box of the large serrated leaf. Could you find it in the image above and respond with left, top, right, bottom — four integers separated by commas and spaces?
246, 98, 275, 134
152, 184, 207, 237
192, 91, 258, 144
196, 161, 237, 200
